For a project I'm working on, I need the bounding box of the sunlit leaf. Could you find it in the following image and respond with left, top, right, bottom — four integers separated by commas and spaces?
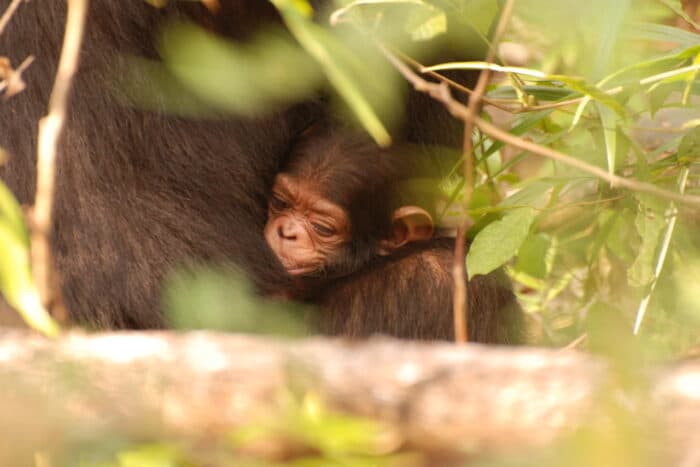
158, 22, 323, 115
0, 180, 27, 241
467, 207, 537, 277
164, 267, 307, 336
516, 233, 552, 279
628, 209, 666, 288
597, 45, 700, 87
330, 0, 447, 41
426, 62, 626, 116
560, 76, 626, 117
591, 0, 630, 79
487, 85, 576, 101
272, 0, 392, 146
597, 103, 618, 177
681, 52, 700, 104
626, 22, 700, 47
0, 182, 59, 337
115, 443, 184, 467
677, 126, 700, 163
424, 61, 549, 79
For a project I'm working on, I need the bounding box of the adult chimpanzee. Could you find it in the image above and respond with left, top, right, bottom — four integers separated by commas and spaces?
0, 0, 523, 342
1, 0, 304, 328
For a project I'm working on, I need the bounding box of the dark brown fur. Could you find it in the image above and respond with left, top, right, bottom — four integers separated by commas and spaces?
315, 238, 523, 344
0, 0, 303, 328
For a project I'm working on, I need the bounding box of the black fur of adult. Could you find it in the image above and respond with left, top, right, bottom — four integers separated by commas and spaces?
0, 0, 310, 328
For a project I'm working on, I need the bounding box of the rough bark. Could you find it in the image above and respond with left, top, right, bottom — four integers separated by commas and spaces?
0, 330, 698, 464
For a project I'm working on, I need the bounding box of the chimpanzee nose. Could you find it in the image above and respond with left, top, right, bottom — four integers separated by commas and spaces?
278, 222, 298, 240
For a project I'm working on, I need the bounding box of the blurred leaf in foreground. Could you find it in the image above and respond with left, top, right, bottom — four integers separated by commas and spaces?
273, 0, 397, 146
158, 22, 324, 115
0, 181, 59, 336
164, 266, 308, 336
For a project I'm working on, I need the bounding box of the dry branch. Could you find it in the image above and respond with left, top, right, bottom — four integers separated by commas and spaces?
0, 331, 699, 464
31, 0, 88, 314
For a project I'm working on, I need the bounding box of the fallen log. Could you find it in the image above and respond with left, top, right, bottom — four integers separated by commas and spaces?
0, 330, 698, 465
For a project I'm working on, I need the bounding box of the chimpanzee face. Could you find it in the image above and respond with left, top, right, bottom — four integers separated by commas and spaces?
264, 174, 351, 276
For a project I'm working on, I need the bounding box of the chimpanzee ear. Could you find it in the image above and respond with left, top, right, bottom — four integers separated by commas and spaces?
379, 206, 434, 255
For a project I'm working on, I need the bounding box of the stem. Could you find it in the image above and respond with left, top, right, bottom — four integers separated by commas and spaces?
32, 0, 88, 311
0, 0, 24, 36
454, 0, 515, 343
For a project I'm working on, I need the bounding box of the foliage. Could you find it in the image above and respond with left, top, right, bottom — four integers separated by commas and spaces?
0, 0, 698, 465
278, 0, 700, 353
0, 180, 59, 336
62, 388, 413, 467
163, 266, 308, 335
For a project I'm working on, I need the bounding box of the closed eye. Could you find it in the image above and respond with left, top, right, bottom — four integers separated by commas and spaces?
269, 194, 290, 211
312, 223, 336, 238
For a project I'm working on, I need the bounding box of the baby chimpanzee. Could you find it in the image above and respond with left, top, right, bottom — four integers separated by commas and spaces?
264, 124, 434, 281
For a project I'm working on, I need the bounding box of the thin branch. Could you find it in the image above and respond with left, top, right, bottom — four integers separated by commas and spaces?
563, 333, 588, 350
31, 0, 89, 311
452, 224, 468, 343
383, 48, 700, 207
451, 0, 516, 344
0, 0, 24, 36
395, 50, 514, 112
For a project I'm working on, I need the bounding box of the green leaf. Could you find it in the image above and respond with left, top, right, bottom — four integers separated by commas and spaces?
682, 52, 700, 104
165, 267, 307, 336
272, 0, 392, 146
406, 4, 446, 41
597, 102, 618, 177
116, 443, 184, 467
0, 182, 59, 337
425, 62, 626, 116
515, 233, 552, 279
597, 45, 700, 88
677, 126, 700, 163
159, 22, 323, 115
424, 61, 550, 79
487, 85, 576, 101
558, 76, 626, 117
591, 0, 630, 79
626, 22, 700, 47
0, 181, 28, 241
467, 207, 537, 277
483, 110, 554, 160
330, 0, 447, 41
627, 209, 666, 288
501, 178, 559, 208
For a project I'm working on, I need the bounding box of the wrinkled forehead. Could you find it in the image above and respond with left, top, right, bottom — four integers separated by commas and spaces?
273, 174, 349, 221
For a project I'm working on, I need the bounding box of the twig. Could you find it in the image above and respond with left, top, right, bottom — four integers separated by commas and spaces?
0, 0, 24, 36
452, 224, 468, 343
452, 0, 516, 344
563, 333, 588, 350
31, 0, 89, 311
383, 48, 700, 207
395, 50, 514, 112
